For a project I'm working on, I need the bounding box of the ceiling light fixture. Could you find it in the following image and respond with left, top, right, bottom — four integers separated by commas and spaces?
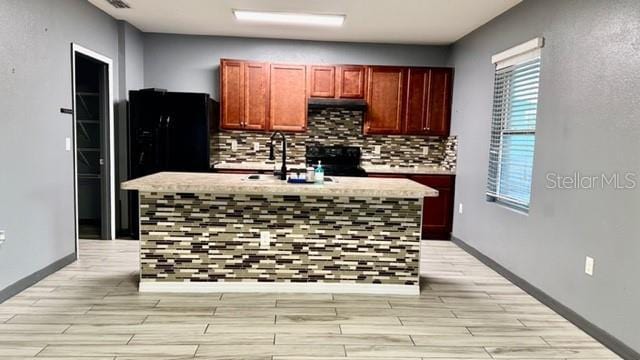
233, 10, 345, 27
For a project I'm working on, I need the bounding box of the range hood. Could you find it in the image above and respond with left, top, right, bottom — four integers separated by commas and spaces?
308, 98, 367, 110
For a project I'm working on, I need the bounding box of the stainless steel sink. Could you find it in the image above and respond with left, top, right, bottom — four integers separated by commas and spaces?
244, 174, 279, 181
244, 174, 334, 183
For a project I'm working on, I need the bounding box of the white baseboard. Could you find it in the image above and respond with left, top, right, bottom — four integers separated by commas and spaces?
139, 281, 419, 295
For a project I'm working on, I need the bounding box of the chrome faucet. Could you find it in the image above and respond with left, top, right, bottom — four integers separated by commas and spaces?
268, 131, 287, 180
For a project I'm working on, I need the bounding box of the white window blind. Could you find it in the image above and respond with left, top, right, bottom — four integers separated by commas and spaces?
487, 38, 543, 212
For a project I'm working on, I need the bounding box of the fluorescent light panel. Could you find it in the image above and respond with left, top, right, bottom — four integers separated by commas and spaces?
233, 10, 345, 27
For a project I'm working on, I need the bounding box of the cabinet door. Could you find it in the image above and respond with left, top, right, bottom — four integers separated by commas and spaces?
404, 68, 429, 134
308, 65, 335, 98
367, 173, 407, 179
337, 65, 366, 99
244, 62, 269, 131
411, 175, 455, 240
269, 64, 307, 132
425, 68, 453, 136
220, 60, 244, 130
364, 66, 405, 134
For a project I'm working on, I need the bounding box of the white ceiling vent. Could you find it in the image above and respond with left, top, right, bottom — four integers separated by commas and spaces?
106, 0, 130, 9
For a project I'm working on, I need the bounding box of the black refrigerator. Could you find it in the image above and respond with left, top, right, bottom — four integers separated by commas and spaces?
127, 89, 216, 238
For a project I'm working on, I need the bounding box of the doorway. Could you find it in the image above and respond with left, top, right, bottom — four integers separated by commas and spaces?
72, 44, 115, 245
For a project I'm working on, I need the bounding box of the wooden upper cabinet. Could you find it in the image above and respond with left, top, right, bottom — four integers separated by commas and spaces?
337, 65, 366, 99
269, 64, 307, 132
404, 68, 429, 134
425, 68, 453, 136
308, 65, 335, 98
220, 60, 269, 131
220, 59, 244, 130
403, 67, 453, 136
364, 66, 406, 135
243, 62, 269, 131
220, 58, 453, 135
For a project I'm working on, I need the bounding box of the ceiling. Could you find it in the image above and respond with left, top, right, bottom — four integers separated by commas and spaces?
89, 0, 522, 45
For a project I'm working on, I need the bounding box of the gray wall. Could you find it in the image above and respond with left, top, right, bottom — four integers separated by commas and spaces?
122, 23, 145, 93
143, 34, 450, 100
0, 0, 120, 290
449, 0, 640, 352
116, 21, 145, 231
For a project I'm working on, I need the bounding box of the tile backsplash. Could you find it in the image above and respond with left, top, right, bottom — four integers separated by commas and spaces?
211, 108, 457, 170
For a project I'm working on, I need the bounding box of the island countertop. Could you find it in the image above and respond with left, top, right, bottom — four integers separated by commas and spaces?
122, 171, 438, 198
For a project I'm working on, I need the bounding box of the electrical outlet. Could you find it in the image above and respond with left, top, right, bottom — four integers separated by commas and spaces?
230, 140, 238, 152
374, 145, 381, 155
260, 231, 270, 249
0, 230, 5, 247
422, 146, 430, 156
253, 142, 260, 152
65, 137, 71, 151
585, 256, 595, 276
458, 203, 464, 214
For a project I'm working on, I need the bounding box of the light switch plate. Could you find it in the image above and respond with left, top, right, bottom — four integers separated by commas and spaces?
0, 230, 5, 246
230, 140, 238, 152
260, 231, 270, 249
65, 137, 71, 151
253, 142, 260, 152
585, 256, 595, 276
422, 146, 430, 156
458, 203, 464, 214
374, 145, 381, 155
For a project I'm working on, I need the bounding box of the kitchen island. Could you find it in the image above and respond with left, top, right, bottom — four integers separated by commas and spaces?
122, 172, 437, 295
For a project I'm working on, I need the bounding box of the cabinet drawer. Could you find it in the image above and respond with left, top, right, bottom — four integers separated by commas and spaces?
367, 173, 408, 179
410, 175, 454, 188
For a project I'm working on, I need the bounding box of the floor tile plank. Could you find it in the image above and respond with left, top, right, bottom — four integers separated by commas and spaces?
196, 344, 346, 357
345, 345, 491, 358
276, 333, 413, 345
39, 344, 198, 357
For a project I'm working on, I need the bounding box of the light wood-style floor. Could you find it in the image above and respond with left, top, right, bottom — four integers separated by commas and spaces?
0, 240, 621, 359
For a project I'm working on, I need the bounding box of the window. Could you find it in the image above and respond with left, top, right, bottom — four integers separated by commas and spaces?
487, 38, 544, 212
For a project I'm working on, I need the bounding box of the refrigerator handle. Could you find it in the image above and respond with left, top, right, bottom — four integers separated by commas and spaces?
155, 116, 163, 167
164, 116, 171, 168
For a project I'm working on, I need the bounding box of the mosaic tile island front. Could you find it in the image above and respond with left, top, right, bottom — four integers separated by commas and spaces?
122, 172, 436, 295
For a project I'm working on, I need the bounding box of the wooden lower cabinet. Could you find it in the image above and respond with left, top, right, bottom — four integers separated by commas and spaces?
369, 173, 455, 240
213, 169, 258, 174
411, 175, 455, 240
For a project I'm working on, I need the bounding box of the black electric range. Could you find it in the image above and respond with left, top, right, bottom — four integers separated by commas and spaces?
305, 145, 368, 177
